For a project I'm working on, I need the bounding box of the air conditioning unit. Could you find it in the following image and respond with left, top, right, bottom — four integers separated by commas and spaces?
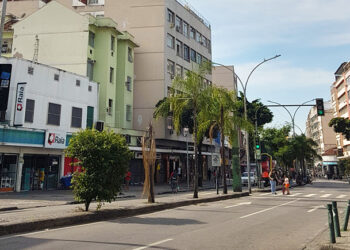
95, 120, 104, 132
169, 23, 175, 29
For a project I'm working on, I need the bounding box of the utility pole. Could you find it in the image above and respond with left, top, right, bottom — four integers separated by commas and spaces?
0, 0, 8, 57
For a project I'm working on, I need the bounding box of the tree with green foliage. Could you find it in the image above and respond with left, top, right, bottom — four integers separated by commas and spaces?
198, 86, 250, 194
261, 125, 291, 160
154, 68, 209, 198
329, 117, 350, 140
65, 129, 132, 211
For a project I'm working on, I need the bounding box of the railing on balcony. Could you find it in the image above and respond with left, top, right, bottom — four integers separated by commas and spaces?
175, 0, 211, 29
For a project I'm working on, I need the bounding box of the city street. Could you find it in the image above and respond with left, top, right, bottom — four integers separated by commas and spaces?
0, 180, 348, 250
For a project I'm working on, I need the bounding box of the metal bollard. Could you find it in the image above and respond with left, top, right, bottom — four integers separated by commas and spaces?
327, 204, 336, 243
343, 200, 350, 231
332, 201, 341, 237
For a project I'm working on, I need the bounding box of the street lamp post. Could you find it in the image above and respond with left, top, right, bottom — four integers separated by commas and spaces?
212, 55, 281, 194
183, 127, 190, 190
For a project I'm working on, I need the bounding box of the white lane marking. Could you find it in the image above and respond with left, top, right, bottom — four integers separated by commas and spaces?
304, 194, 316, 197
259, 193, 270, 196
133, 239, 173, 250
289, 193, 302, 197
225, 202, 252, 209
337, 194, 347, 199
240, 199, 300, 219
320, 194, 332, 198
307, 205, 324, 213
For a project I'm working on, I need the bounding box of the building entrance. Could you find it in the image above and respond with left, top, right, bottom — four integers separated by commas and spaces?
21, 155, 60, 191
0, 154, 17, 192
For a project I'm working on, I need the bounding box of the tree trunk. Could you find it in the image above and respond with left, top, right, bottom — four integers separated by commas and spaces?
221, 105, 227, 194
193, 107, 198, 198
198, 141, 203, 187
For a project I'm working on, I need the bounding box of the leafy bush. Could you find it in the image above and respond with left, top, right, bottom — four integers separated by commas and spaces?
66, 129, 132, 211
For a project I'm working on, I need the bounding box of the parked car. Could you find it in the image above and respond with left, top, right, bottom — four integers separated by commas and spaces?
241, 172, 257, 186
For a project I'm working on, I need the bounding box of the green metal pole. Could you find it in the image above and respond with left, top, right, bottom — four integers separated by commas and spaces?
232, 127, 242, 192
327, 204, 336, 243
343, 200, 350, 231
332, 201, 341, 237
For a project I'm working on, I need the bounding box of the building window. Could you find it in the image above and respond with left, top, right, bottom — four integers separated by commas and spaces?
76, 79, 81, 86
71, 107, 82, 128
54, 74, 59, 81
128, 47, 133, 62
196, 32, 201, 43
107, 99, 113, 115
110, 67, 114, 83
126, 76, 132, 91
190, 26, 195, 39
176, 64, 183, 78
126, 105, 132, 121
176, 39, 183, 58
88, 85, 92, 92
167, 60, 175, 76
28, 66, 34, 75
196, 53, 202, 64
190, 49, 196, 62
86, 106, 94, 129
202, 36, 207, 47
184, 68, 189, 79
111, 35, 115, 51
47, 103, 61, 126
183, 21, 189, 37
167, 33, 175, 49
167, 9, 174, 23
88, 31, 95, 48
87, 59, 94, 81
25, 99, 35, 123
184, 44, 190, 62
175, 16, 182, 33
207, 39, 211, 53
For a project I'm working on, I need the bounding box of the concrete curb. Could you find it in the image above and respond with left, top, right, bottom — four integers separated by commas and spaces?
0, 192, 249, 237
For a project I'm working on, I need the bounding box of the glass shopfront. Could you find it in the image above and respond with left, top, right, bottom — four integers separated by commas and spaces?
0, 154, 17, 192
21, 155, 60, 191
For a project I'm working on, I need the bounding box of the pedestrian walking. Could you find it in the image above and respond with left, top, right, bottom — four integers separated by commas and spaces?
269, 169, 278, 195
125, 170, 131, 191
283, 175, 290, 195
170, 170, 178, 193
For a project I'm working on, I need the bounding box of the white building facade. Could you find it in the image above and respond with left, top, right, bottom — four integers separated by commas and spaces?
0, 57, 98, 192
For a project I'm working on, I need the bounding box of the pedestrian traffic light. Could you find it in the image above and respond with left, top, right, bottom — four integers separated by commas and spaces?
316, 98, 324, 116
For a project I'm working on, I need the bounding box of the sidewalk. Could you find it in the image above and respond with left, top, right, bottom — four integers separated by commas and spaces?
0, 181, 250, 236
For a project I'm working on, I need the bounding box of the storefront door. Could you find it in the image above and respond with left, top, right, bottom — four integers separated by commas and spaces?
0, 154, 17, 192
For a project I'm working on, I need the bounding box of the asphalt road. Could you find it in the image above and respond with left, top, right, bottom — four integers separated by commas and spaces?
1, 180, 348, 250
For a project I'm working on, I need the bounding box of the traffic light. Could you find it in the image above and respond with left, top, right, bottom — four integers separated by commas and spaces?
316, 98, 324, 116
255, 138, 260, 150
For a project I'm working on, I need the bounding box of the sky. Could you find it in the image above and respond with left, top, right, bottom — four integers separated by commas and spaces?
187, 0, 350, 133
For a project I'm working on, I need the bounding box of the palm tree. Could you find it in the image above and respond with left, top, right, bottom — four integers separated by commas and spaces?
154, 69, 209, 198
198, 86, 250, 194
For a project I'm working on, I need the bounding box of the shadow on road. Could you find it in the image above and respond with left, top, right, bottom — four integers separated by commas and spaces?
116, 217, 206, 226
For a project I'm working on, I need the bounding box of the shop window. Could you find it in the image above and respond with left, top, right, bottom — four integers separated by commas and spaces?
47, 102, 61, 126
25, 99, 35, 123
0, 155, 17, 192
71, 107, 82, 128
86, 106, 94, 129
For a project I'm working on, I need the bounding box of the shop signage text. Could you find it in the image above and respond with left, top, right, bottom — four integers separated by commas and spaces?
14, 82, 27, 126
45, 131, 66, 149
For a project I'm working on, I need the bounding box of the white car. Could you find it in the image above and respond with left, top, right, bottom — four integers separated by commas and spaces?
241, 172, 257, 186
